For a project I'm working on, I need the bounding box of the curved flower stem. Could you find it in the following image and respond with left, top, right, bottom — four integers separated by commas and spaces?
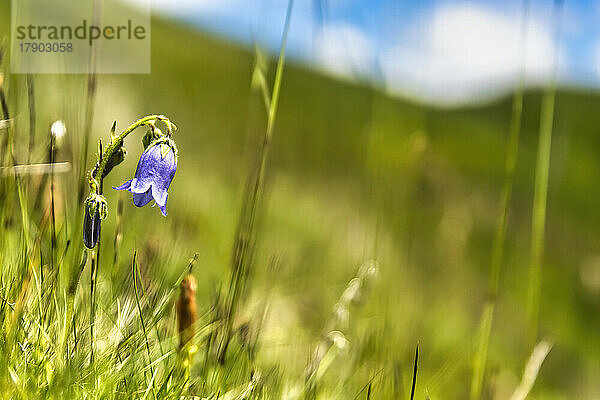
89, 180, 103, 365
88, 114, 176, 195
470, 1, 529, 398
85, 114, 175, 369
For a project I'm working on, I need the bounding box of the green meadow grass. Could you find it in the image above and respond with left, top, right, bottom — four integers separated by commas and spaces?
0, 2, 600, 398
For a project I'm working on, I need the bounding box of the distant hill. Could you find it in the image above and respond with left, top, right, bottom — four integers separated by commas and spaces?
2, 3, 600, 397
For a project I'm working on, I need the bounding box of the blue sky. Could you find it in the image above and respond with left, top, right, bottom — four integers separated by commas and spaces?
128, 0, 600, 104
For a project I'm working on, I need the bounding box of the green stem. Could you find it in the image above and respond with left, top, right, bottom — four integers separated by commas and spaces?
470, 2, 528, 398
133, 251, 157, 400
219, 0, 294, 363
88, 115, 175, 195
526, 0, 563, 349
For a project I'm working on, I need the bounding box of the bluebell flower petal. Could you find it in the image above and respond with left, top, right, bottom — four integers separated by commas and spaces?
150, 149, 176, 206
133, 144, 160, 178
129, 177, 152, 194
158, 195, 168, 216
113, 180, 132, 191
113, 139, 177, 215
151, 185, 168, 207
133, 189, 153, 207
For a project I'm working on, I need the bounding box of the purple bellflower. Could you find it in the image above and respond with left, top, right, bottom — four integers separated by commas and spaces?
114, 138, 177, 216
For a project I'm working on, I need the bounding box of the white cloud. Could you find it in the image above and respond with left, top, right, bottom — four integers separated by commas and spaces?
380, 3, 559, 105
314, 23, 376, 78
121, 0, 566, 106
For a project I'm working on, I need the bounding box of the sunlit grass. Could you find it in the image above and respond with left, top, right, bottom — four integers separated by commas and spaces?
526, 0, 563, 350
0, 0, 597, 397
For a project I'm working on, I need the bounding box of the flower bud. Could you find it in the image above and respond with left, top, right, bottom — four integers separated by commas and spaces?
101, 145, 126, 179
176, 275, 197, 348
83, 194, 107, 249
50, 120, 67, 144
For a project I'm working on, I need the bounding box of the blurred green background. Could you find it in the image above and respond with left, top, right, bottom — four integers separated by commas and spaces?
1, 2, 600, 398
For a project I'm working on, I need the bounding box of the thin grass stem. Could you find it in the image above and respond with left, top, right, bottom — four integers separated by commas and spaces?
50, 128, 57, 273
133, 251, 157, 400
470, 2, 529, 398
410, 344, 419, 400
218, 0, 294, 363
26, 74, 35, 165
526, 0, 563, 348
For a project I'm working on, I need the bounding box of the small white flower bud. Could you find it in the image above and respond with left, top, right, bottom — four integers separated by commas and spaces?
51, 120, 67, 142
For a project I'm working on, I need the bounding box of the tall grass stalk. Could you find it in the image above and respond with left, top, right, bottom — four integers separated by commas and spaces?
217, 0, 294, 363
49, 126, 57, 272
0, 50, 10, 166
77, 0, 102, 214
26, 74, 35, 164
133, 251, 157, 399
470, 2, 529, 398
89, 143, 103, 366
526, 0, 563, 348
410, 344, 419, 400
0, 58, 31, 256
112, 196, 123, 269
77, 0, 101, 371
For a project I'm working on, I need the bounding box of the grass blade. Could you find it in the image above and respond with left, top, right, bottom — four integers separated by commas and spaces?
470, 2, 529, 398
410, 344, 419, 400
218, 0, 294, 363
526, 0, 563, 347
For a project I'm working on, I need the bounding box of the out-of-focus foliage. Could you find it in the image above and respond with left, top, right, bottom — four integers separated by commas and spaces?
0, 2, 599, 398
